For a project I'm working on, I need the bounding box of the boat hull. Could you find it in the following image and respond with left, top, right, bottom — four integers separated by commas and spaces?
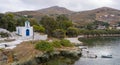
101, 55, 112, 58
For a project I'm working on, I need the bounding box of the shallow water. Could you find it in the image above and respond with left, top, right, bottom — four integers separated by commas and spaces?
75, 37, 120, 65
42, 37, 120, 65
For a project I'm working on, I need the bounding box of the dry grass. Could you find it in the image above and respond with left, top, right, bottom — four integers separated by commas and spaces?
0, 40, 77, 65
13, 41, 42, 62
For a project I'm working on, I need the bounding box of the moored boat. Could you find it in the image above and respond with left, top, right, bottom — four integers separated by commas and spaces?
101, 55, 112, 58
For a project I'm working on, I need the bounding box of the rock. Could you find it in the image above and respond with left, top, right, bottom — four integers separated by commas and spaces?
60, 49, 81, 58
11, 48, 82, 65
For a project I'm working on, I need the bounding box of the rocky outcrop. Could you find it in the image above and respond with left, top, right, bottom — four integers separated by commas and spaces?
11, 48, 81, 65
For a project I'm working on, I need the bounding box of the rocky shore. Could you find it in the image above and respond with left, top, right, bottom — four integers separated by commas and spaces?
11, 47, 81, 65
0, 41, 82, 65
83, 34, 120, 38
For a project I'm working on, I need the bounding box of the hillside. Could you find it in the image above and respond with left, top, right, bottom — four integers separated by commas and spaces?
69, 7, 120, 25
12, 6, 120, 26
13, 6, 73, 18
37, 6, 74, 14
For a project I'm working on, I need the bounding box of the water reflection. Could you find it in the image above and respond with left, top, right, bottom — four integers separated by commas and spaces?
40, 56, 79, 65
40, 37, 120, 65
76, 37, 120, 65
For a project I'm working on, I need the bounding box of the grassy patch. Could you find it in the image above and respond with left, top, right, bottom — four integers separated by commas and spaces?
51, 40, 62, 48
35, 39, 74, 51
60, 39, 74, 47
35, 41, 54, 52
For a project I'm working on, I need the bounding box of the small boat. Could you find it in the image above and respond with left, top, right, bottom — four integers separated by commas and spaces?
79, 46, 87, 49
88, 54, 97, 58
101, 55, 112, 58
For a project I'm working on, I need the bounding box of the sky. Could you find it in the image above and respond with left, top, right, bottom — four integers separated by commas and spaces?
0, 0, 119, 13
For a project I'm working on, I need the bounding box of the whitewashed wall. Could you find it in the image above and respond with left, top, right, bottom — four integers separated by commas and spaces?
34, 33, 48, 40
16, 27, 33, 37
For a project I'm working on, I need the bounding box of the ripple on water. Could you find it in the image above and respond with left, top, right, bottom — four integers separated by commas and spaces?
75, 37, 120, 65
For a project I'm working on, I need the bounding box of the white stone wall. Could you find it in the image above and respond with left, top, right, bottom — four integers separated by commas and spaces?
16, 27, 33, 37
116, 27, 120, 30
34, 33, 48, 40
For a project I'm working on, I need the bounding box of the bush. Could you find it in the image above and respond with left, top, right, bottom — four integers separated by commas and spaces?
33, 25, 45, 33
35, 41, 54, 52
51, 40, 62, 48
66, 27, 79, 37
60, 39, 74, 47
53, 29, 66, 39
0, 32, 10, 38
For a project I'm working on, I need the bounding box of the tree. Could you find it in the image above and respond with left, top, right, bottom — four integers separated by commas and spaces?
33, 25, 45, 33
56, 15, 69, 21
29, 18, 38, 26
53, 29, 66, 39
86, 23, 96, 30
16, 16, 27, 26
56, 15, 73, 30
39, 15, 73, 37
0, 13, 16, 32
66, 27, 79, 37
8, 21, 16, 32
0, 14, 4, 19
85, 20, 110, 30
40, 16, 58, 36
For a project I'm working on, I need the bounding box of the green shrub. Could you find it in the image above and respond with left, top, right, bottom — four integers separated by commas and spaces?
33, 25, 45, 33
51, 40, 62, 48
0, 32, 10, 38
66, 27, 79, 37
35, 41, 54, 52
60, 39, 74, 47
53, 29, 66, 39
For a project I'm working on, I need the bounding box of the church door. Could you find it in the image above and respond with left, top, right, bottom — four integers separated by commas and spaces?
26, 29, 30, 36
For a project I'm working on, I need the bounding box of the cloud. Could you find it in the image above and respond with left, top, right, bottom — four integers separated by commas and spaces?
0, 0, 119, 13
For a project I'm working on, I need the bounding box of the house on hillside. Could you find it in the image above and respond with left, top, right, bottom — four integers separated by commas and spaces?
116, 26, 120, 30
97, 25, 106, 30
16, 21, 33, 37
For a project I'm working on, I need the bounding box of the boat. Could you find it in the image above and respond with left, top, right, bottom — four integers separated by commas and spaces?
101, 55, 112, 58
87, 54, 97, 58
79, 46, 88, 49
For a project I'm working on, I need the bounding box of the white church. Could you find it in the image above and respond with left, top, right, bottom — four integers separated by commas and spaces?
16, 21, 33, 37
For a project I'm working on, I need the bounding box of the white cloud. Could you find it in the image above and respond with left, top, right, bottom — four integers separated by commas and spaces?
0, 0, 119, 13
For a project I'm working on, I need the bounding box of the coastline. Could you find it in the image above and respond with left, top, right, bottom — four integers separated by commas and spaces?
79, 34, 120, 38
0, 41, 82, 65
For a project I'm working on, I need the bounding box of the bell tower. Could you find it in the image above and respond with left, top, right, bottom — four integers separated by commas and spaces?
25, 21, 30, 28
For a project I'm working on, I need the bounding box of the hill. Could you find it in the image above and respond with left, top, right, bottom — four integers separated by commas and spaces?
69, 7, 120, 25
37, 6, 74, 14
13, 6, 73, 18
12, 6, 120, 26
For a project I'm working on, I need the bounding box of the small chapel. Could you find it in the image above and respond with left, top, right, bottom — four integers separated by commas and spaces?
16, 21, 33, 37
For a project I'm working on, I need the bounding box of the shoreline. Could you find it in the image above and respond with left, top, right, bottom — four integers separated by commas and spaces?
0, 41, 82, 65
79, 34, 120, 38
12, 49, 81, 65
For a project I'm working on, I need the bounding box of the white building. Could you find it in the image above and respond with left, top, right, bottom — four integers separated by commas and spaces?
16, 21, 33, 37
97, 25, 106, 30
116, 27, 120, 30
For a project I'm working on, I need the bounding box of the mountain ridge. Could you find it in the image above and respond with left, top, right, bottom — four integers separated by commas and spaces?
11, 6, 120, 25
